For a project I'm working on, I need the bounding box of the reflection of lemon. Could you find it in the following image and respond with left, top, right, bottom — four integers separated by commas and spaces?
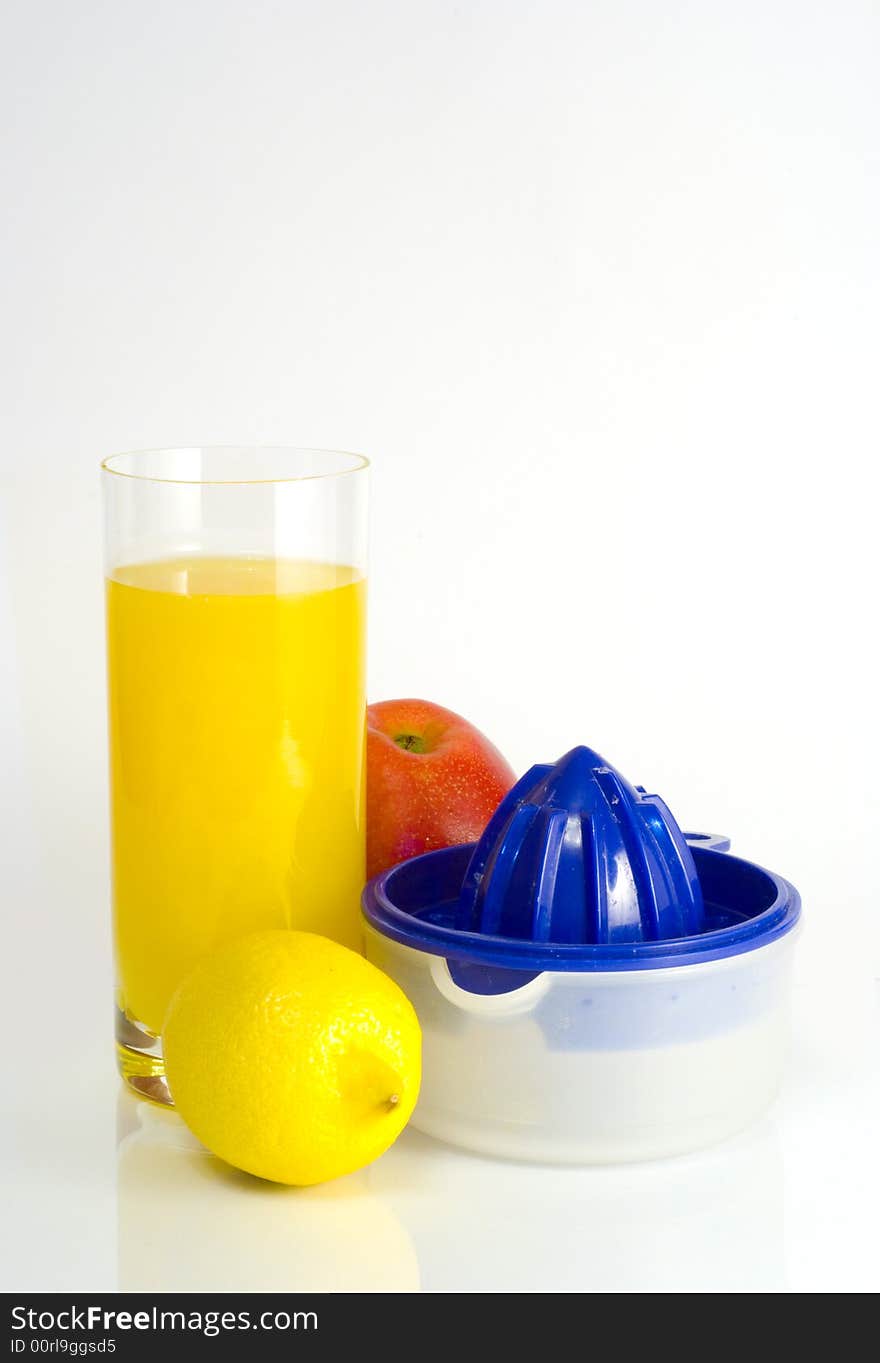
163, 931, 421, 1186
116, 1092, 421, 1292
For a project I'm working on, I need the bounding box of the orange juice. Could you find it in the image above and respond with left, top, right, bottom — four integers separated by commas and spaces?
106, 556, 366, 1036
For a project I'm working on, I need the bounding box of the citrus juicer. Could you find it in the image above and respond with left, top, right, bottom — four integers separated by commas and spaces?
362, 746, 801, 1163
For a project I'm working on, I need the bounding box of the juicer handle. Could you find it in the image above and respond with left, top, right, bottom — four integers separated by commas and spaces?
684, 832, 731, 852
429, 957, 551, 1015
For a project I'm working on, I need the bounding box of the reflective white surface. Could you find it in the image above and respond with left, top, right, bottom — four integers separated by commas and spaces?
4, 960, 878, 1292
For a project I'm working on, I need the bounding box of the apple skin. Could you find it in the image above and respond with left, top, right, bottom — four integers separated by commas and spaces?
366, 699, 517, 880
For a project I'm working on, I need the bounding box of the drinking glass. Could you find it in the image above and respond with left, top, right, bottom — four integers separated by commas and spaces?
102, 448, 369, 1103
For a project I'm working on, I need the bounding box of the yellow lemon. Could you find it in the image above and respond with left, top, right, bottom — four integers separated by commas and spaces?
163, 930, 421, 1186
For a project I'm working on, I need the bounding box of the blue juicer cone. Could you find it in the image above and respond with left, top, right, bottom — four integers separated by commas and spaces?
455, 746, 704, 945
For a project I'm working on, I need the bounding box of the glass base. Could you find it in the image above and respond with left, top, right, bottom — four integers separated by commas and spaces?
115, 1007, 173, 1106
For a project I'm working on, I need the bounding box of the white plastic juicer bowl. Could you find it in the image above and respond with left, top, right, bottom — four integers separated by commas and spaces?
362, 747, 801, 1164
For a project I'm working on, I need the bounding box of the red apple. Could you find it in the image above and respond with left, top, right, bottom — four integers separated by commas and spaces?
366, 699, 516, 880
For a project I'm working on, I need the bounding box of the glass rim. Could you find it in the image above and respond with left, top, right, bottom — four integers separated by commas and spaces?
100, 446, 370, 486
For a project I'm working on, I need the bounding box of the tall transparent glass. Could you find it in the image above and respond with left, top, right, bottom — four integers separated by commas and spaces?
102, 448, 369, 1103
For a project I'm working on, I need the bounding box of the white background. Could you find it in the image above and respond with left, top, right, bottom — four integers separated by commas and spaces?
1, 0, 878, 1293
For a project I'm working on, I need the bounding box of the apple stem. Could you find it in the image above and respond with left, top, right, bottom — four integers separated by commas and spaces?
394, 733, 426, 754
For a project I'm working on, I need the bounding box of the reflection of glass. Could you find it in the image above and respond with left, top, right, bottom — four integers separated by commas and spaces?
103, 449, 368, 1102
116, 1090, 419, 1292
